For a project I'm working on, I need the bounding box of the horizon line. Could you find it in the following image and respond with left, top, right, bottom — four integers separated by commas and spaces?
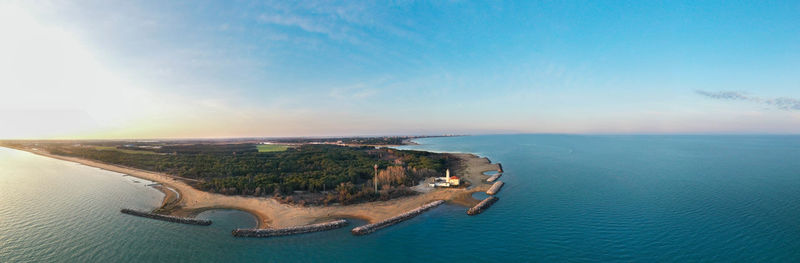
2, 132, 800, 141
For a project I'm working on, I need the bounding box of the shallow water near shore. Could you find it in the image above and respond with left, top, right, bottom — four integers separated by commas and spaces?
2, 135, 800, 262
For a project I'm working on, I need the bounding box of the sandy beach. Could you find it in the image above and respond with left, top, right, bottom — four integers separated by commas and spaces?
9, 147, 500, 228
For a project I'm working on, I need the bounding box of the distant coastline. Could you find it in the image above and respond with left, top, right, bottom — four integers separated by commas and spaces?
2, 144, 499, 229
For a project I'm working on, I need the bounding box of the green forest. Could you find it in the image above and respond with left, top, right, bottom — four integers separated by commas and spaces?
41, 143, 454, 205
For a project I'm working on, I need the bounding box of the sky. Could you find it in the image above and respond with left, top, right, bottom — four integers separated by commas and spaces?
1, 0, 799, 139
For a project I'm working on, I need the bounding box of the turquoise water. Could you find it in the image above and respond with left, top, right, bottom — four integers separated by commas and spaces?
2, 135, 800, 262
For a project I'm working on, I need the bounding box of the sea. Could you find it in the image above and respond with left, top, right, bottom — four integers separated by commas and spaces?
1, 135, 799, 262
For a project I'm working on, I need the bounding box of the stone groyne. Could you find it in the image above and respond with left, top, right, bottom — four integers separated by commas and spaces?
120, 209, 212, 226
487, 173, 502, 182
351, 200, 445, 236
467, 196, 498, 215
232, 219, 349, 238
497, 163, 504, 173
486, 181, 505, 195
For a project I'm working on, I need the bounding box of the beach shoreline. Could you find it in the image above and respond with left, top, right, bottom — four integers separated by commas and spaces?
3, 146, 500, 229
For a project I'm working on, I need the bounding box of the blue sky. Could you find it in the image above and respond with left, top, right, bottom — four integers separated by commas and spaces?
1, 1, 799, 138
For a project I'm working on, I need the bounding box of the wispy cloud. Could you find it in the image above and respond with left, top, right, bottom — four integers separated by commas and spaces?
254, 1, 422, 46
329, 84, 377, 100
258, 13, 340, 39
695, 90, 750, 100
696, 90, 800, 111
328, 76, 394, 100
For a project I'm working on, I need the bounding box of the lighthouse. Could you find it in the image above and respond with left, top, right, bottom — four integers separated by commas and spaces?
430, 169, 459, 187
446, 169, 460, 186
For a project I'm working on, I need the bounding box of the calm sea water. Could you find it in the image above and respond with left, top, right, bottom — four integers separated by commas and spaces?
1, 135, 799, 262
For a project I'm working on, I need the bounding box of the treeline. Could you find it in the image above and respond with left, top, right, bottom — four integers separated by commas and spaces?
120, 143, 259, 154
45, 143, 453, 204
270, 137, 414, 145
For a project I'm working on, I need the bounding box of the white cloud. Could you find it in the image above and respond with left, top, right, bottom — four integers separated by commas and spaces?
697, 90, 800, 111
258, 13, 332, 35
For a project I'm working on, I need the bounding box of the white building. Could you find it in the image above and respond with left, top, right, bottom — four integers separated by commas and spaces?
429, 169, 460, 187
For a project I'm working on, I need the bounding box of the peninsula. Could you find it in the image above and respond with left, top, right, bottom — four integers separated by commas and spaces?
0, 137, 501, 230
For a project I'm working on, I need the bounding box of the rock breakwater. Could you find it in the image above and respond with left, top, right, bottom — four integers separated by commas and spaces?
467, 196, 498, 215
232, 219, 349, 238
120, 209, 212, 226
351, 200, 445, 236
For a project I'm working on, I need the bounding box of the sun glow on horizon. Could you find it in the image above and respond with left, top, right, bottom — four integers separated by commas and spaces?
0, 4, 264, 140
0, 5, 160, 139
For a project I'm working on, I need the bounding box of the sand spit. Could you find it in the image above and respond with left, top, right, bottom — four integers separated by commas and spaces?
9, 147, 501, 229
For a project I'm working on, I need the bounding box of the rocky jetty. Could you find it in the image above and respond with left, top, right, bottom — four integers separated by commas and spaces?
467, 196, 498, 215
232, 219, 349, 238
497, 163, 504, 173
120, 209, 212, 226
487, 173, 502, 182
351, 200, 445, 236
486, 181, 505, 195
